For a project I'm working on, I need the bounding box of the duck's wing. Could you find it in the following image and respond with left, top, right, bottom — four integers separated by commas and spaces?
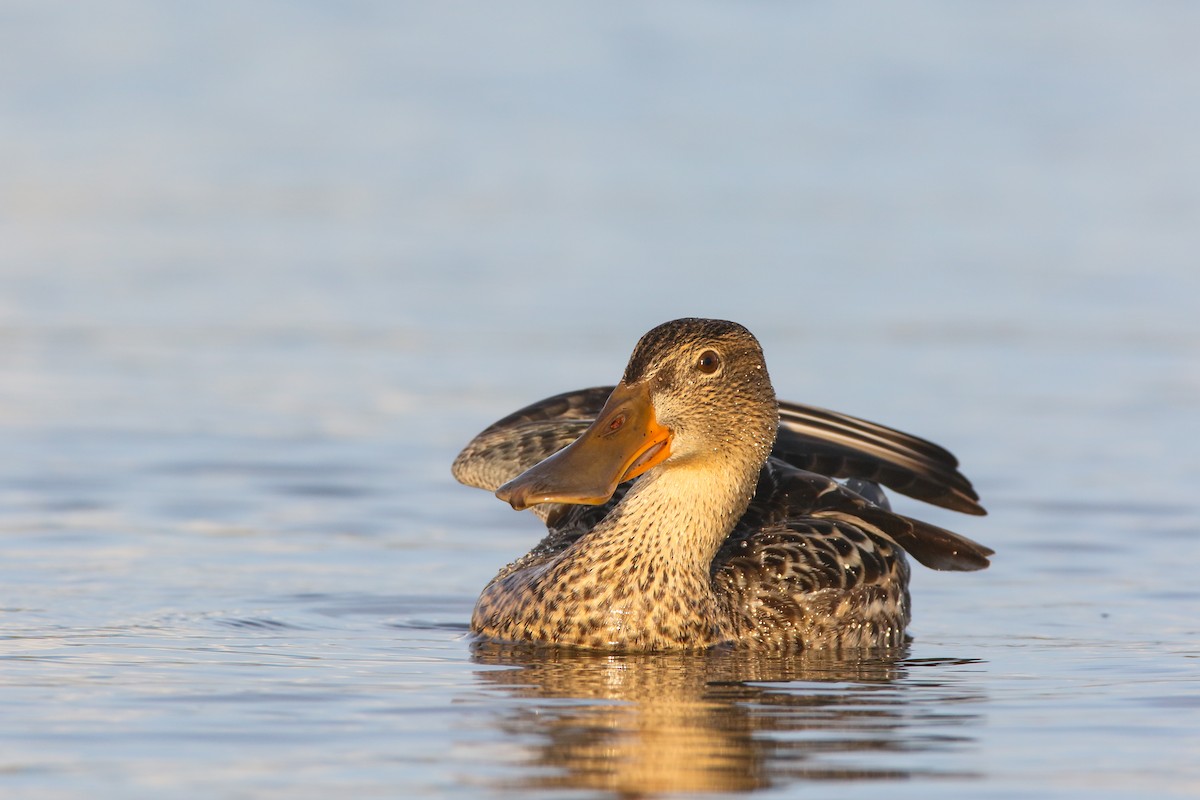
454, 387, 986, 517
712, 461, 991, 647
727, 459, 993, 575
451, 387, 612, 493
451, 387, 625, 574
774, 401, 986, 516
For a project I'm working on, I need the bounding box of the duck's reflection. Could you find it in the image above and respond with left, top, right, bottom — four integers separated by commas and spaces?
471, 642, 983, 795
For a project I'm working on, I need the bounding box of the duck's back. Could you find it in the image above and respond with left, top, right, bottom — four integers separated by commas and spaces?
712, 461, 913, 649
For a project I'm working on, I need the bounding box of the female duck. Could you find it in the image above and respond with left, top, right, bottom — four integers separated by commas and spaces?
453, 318, 990, 650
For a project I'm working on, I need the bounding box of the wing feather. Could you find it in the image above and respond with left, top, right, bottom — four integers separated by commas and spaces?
454, 387, 986, 516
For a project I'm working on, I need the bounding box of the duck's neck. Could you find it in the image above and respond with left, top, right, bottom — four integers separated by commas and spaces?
587, 458, 756, 571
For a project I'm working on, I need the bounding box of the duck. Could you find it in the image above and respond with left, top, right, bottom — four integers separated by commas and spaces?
452, 318, 991, 651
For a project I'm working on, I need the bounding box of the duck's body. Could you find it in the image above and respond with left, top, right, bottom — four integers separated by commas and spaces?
454, 319, 990, 651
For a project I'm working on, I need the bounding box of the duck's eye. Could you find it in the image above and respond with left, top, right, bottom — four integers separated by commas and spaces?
696, 349, 721, 375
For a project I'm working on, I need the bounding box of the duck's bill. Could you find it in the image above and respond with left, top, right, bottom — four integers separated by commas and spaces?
495, 382, 672, 511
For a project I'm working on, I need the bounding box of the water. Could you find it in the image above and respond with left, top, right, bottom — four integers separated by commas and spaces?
2, 2, 1199, 797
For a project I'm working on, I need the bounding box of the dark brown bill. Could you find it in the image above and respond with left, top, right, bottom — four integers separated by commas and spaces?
495, 382, 672, 510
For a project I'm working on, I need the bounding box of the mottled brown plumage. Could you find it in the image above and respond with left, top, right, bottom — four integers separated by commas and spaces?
453, 318, 991, 650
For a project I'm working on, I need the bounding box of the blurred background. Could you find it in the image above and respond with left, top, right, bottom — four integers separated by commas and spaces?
4, 2, 1196, 433
1, 2, 1198, 797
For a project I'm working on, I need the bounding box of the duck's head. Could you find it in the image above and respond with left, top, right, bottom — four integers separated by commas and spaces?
497, 318, 779, 511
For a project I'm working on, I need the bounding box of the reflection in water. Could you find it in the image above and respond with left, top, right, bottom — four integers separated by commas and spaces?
472, 643, 983, 796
